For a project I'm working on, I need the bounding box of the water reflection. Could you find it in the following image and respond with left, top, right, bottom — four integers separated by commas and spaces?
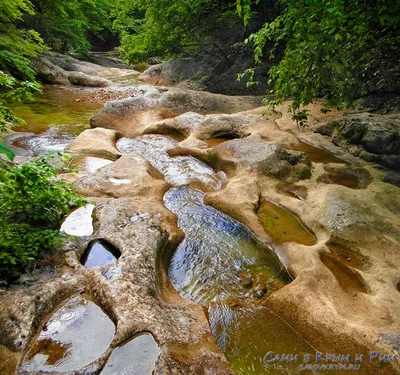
100, 333, 161, 375
81, 240, 121, 268
20, 296, 115, 373
60, 204, 95, 237
209, 305, 317, 375
165, 187, 291, 305
164, 187, 322, 374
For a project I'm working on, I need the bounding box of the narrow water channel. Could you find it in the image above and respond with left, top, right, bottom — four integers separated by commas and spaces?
117, 135, 318, 374
14, 83, 320, 374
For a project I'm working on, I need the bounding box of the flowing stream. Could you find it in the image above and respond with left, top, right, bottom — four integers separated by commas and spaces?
13, 83, 319, 374
116, 134, 318, 374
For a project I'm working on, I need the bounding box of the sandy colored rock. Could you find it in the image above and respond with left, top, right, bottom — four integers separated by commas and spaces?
139, 110, 297, 145
74, 155, 168, 198
68, 71, 111, 87
0, 196, 232, 374
213, 135, 312, 181
66, 128, 121, 159
90, 87, 263, 137
33, 51, 136, 86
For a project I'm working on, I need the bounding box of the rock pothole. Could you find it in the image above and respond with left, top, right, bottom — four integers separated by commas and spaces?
326, 239, 370, 270
60, 204, 95, 237
80, 240, 121, 268
317, 166, 372, 189
257, 200, 317, 246
320, 253, 369, 294
19, 296, 115, 373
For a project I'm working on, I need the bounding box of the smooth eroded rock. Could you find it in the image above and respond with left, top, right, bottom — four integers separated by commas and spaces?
90, 87, 263, 137
213, 135, 311, 181
66, 128, 121, 159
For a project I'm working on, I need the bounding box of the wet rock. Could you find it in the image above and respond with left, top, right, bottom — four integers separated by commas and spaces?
1, 196, 232, 374
74, 155, 167, 198
316, 113, 400, 170
66, 128, 121, 159
88, 198, 233, 374
68, 71, 111, 87
317, 166, 372, 189
90, 87, 263, 137
14, 126, 80, 155
165, 186, 292, 305
213, 135, 311, 181
116, 135, 226, 189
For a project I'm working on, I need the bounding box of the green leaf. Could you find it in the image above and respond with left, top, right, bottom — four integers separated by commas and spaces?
0, 142, 15, 161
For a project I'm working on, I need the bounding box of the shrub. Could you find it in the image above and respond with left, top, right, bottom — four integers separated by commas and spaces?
0, 153, 86, 281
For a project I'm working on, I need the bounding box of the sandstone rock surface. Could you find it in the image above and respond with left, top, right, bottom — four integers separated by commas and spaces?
66, 128, 121, 159
90, 86, 263, 137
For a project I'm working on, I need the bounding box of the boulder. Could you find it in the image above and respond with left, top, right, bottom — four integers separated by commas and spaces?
74, 155, 167, 198
316, 113, 400, 170
32, 55, 69, 84
32, 52, 134, 86
90, 87, 263, 137
137, 54, 269, 96
68, 71, 111, 87
66, 128, 121, 159
212, 135, 312, 181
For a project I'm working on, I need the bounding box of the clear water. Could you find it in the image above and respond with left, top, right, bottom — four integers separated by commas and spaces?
100, 333, 160, 375
164, 186, 320, 374
117, 135, 226, 190
20, 296, 115, 373
81, 240, 121, 268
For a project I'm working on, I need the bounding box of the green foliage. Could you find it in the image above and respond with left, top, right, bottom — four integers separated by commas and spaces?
113, 0, 238, 63
0, 153, 86, 279
0, 0, 45, 133
236, 0, 260, 26
242, 0, 400, 116
0, 141, 15, 161
24, 0, 116, 57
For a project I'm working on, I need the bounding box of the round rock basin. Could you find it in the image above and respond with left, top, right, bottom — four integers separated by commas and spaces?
100, 333, 161, 375
81, 240, 121, 268
20, 296, 115, 373
165, 187, 292, 305
257, 200, 316, 246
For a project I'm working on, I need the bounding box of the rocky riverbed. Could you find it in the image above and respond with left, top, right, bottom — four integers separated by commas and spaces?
0, 54, 399, 375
